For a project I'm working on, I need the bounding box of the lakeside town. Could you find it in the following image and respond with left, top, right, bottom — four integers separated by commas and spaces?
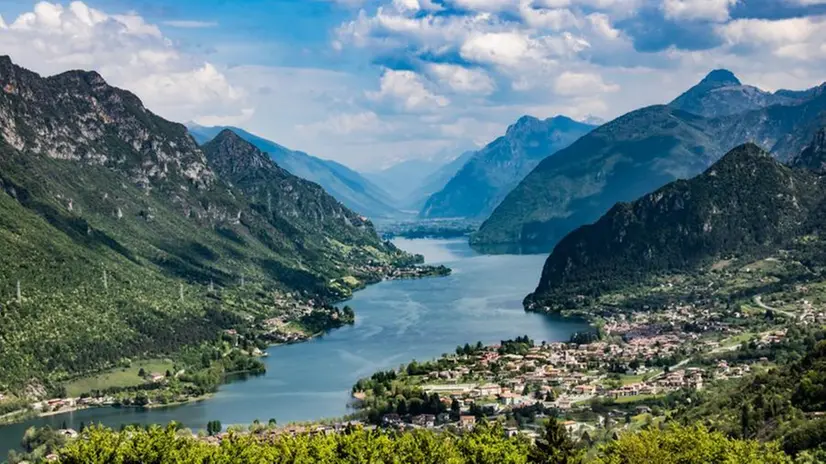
350, 260, 826, 442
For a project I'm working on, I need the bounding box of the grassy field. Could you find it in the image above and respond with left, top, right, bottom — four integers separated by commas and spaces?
600, 372, 660, 388
64, 359, 175, 397
720, 332, 757, 348
614, 394, 662, 404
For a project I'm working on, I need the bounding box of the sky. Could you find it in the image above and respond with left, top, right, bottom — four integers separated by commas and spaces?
1, 0, 826, 171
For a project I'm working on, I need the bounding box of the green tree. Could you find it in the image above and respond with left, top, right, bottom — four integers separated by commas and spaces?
528, 417, 582, 464
593, 424, 791, 464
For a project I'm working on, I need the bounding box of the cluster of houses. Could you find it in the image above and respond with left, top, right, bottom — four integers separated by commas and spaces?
391, 312, 793, 429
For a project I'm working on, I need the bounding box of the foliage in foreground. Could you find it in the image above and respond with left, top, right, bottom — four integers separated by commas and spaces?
48, 421, 793, 464
593, 424, 791, 464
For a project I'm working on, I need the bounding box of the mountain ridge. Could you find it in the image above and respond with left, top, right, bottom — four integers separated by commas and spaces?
0, 56, 406, 390
188, 124, 399, 219
474, 74, 826, 250
525, 139, 825, 312
419, 115, 594, 219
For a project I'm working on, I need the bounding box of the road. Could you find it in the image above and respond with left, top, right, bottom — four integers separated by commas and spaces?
753, 296, 797, 319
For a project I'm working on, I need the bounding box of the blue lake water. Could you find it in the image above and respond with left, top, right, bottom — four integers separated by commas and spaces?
0, 238, 588, 457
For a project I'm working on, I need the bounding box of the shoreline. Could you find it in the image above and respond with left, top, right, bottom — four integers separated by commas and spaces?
0, 264, 452, 428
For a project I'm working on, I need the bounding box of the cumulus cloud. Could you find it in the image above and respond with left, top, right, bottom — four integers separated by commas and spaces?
297, 111, 390, 137
427, 63, 496, 95
662, 0, 738, 22
717, 16, 826, 60
367, 69, 450, 111
553, 71, 620, 96
0, 1, 248, 123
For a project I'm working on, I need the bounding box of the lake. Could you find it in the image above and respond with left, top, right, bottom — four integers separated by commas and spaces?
0, 238, 589, 456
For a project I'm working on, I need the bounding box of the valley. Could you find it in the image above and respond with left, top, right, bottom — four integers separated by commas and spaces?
2, 16, 826, 460
0, 238, 588, 458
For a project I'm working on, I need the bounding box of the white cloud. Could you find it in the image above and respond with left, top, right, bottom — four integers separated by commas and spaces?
587, 13, 620, 40
519, 3, 580, 30
553, 71, 619, 96
662, 0, 738, 22
0, 1, 245, 123
717, 16, 826, 60
297, 111, 387, 136
367, 69, 450, 111
428, 63, 496, 94
448, 0, 517, 12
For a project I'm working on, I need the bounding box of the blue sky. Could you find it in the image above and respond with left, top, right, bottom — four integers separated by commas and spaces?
1, 0, 826, 170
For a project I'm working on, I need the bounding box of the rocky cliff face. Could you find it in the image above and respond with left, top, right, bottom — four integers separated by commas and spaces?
0, 56, 213, 191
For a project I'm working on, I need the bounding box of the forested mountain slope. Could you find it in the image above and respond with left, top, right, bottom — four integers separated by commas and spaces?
475, 73, 826, 250
0, 56, 404, 391
189, 124, 398, 218
525, 143, 823, 310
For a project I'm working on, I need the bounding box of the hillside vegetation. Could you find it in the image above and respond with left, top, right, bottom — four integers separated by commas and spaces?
474, 72, 826, 250
0, 56, 414, 394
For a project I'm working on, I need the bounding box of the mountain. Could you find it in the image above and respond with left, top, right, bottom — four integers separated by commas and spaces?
474, 73, 826, 249
188, 124, 399, 218
364, 158, 449, 209
525, 143, 822, 310
792, 127, 826, 173
402, 150, 475, 211
0, 56, 405, 390
669, 69, 799, 117
419, 116, 595, 219
775, 82, 826, 101
367, 150, 475, 212
202, 130, 380, 247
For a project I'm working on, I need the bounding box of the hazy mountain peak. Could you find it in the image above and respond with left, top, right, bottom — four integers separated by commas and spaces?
421, 115, 594, 219
700, 69, 741, 87
669, 69, 793, 118
506, 115, 583, 137
187, 124, 399, 218
508, 115, 542, 133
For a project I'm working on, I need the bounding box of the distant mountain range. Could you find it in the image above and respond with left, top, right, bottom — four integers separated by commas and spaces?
365, 150, 476, 212
188, 124, 399, 219
420, 116, 595, 220
473, 71, 826, 250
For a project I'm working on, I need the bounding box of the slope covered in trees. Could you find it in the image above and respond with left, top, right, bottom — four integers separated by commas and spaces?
40, 421, 790, 464
188, 124, 399, 218
677, 338, 826, 458
526, 143, 823, 310
0, 56, 407, 392
474, 72, 826, 250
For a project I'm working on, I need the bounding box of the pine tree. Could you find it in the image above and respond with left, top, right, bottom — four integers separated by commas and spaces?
528, 417, 582, 464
